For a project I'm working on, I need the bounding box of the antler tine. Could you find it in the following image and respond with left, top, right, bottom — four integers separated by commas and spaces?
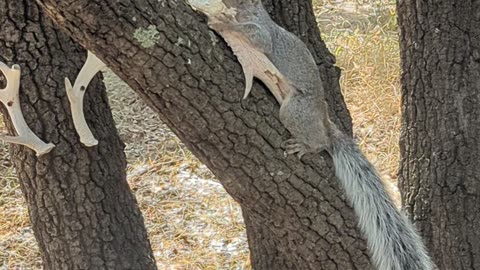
65, 51, 106, 147
0, 62, 55, 156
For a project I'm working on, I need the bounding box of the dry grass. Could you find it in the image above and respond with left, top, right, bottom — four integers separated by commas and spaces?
0, 1, 401, 269
0, 118, 42, 269
126, 139, 249, 270
317, 0, 402, 199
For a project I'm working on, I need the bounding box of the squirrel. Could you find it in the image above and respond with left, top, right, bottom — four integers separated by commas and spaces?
187, 0, 435, 269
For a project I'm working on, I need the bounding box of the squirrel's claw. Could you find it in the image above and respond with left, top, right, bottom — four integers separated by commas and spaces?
281, 138, 296, 148
283, 138, 308, 159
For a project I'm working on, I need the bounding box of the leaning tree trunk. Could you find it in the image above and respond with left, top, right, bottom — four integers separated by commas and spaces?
242, 1, 355, 268
398, 1, 480, 269
36, 0, 373, 269
0, 1, 156, 269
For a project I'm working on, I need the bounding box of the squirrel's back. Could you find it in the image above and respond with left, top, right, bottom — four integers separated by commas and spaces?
238, 0, 324, 94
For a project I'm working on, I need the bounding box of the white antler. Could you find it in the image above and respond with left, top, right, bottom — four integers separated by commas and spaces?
0, 62, 55, 156
65, 51, 106, 147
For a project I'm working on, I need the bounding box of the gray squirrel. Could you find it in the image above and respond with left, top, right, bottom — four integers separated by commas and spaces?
188, 0, 435, 269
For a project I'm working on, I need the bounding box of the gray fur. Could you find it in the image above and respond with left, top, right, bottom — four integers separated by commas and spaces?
226, 0, 325, 94
222, 0, 333, 154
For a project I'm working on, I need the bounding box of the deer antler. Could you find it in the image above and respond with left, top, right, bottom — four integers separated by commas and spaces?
0, 62, 55, 156
65, 51, 106, 147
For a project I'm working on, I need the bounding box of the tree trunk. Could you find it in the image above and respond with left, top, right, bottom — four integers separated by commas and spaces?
398, 1, 480, 269
0, 1, 156, 269
36, 0, 374, 269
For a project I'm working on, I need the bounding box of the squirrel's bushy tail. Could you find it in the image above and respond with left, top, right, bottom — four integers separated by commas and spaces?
331, 131, 434, 270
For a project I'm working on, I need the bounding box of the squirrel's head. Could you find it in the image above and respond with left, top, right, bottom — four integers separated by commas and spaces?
223, 0, 261, 8
187, 0, 263, 20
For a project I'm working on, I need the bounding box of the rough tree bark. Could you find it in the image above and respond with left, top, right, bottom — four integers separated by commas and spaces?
398, 1, 480, 269
36, 0, 374, 269
0, 1, 156, 269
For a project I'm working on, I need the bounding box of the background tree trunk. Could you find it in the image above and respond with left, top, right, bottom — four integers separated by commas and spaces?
36, 0, 374, 269
0, 1, 156, 269
398, 1, 480, 269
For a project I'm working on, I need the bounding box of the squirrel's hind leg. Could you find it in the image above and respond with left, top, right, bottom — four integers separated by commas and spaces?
282, 138, 308, 158
282, 138, 328, 159
279, 95, 333, 158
